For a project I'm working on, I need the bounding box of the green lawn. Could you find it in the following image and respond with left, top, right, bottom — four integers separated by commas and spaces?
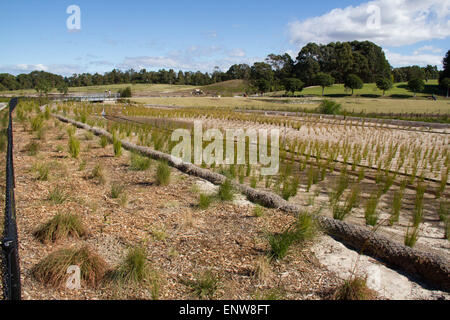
0, 83, 197, 95
288, 80, 443, 99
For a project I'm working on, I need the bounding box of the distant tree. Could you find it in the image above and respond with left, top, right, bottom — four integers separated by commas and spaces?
35, 80, 52, 96
344, 74, 363, 95
440, 78, 450, 98
57, 83, 69, 96
314, 73, 334, 96
283, 78, 304, 95
376, 78, 393, 96
439, 50, 450, 85
407, 78, 425, 97
255, 79, 271, 94
119, 86, 132, 98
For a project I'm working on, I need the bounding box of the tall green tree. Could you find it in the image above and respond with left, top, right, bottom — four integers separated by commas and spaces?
314, 73, 334, 96
283, 78, 304, 95
407, 78, 425, 97
376, 78, 393, 96
344, 74, 363, 95
439, 78, 450, 98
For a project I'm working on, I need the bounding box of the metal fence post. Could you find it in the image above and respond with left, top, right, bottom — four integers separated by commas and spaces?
1, 97, 21, 300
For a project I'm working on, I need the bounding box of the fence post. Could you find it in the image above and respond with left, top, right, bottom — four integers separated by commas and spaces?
1, 97, 21, 300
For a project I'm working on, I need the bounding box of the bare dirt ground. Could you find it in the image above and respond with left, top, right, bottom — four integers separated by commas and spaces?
10, 118, 345, 300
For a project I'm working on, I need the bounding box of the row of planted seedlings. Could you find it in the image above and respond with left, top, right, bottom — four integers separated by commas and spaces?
55, 102, 450, 247
47, 101, 448, 298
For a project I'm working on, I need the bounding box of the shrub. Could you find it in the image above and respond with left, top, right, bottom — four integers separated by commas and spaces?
32, 246, 107, 288
33, 213, 86, 243
68, 136, 80, 158
316, 100, 341, 115
218, 179, 234, 201
119, 87, 132, 98
156, 161, 171, 186
130, 152, 151, 171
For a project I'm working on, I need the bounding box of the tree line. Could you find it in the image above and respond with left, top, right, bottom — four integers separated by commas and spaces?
0, 40, 447, 96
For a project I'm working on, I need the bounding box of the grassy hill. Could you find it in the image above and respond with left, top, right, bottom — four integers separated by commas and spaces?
200, 80, 250, 97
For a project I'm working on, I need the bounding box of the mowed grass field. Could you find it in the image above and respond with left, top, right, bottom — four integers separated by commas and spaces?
295, 80, 443, 99
0, 83, 197, 95
132, 96, 450, 114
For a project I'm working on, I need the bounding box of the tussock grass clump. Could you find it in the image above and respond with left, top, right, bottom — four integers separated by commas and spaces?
68, 135, 80, 158
66, 125, 76, 137
333, 276, 375, 300
32, 162, 50, 181
110, 182, 125, 199
109, 247, 153, 284
0, 131, 6, 153
413, 184, 426, 227
253, 288, 285, 300
156, 161, 171, 186
182, 270, 219, 300
32, 246, 107, 288
365, 191, 380, 226
99, 135, 109, 148
218, 179, 234, 201
113, 136, 122, 157
30, 115, 44, 132
198, 193, 213, 209
253, 205, 265, 218
33, 213, 86, 243
268, 213, 318, 260
389, 190, 404, 226
47, 186, 69, 204
438, 200, 449, 240
130, 152, 151, 171
23, 141, 40, 156
404, 225, 420, 247
89, 164, 106, 185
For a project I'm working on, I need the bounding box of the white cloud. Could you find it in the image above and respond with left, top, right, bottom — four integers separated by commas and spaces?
413, 45, 443, 55
384, 49, 443, 67
288, 0, 450, 47
227, 48, 246, 58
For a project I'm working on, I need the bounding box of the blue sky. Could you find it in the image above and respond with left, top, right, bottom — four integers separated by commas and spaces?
0, 0, 448, 76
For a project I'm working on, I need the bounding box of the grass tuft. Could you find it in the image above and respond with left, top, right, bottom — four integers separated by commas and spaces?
130, 152, 151, 171
182, 270, 219, 300
155, 161, 171, 186
333, 276, 375, 300
33, 213, 86, 243
32, 246, 107, 288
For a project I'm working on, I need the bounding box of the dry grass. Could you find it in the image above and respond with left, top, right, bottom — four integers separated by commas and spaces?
32, 246, 107, 288
33, 213, 87, 243
332, 276, 377, 300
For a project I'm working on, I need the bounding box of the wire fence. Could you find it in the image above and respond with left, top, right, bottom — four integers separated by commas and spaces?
1, 97, 21, 300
